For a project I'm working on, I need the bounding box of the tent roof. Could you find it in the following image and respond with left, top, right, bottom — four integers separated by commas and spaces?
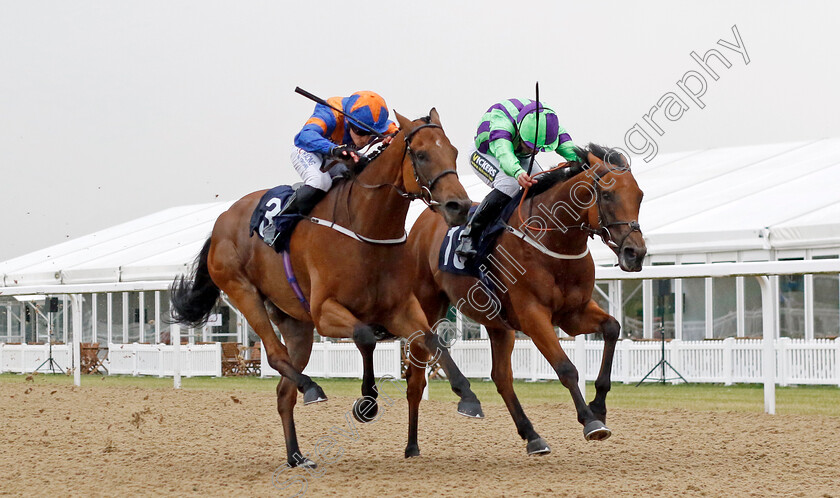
3, 139, 839, 289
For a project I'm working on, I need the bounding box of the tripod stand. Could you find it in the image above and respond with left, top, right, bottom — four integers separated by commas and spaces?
35, 299, 64, 374
636, 282, 687, 386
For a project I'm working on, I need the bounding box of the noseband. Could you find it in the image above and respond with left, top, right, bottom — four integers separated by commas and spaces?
588, 168, 643, 251
402, 122, 459, 207
352, 119, 458, 208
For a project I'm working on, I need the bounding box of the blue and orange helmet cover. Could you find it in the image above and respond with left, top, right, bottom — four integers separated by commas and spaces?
343, 91, 391, 134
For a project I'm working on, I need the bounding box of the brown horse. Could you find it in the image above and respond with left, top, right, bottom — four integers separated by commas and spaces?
170, 110, 484, 467
406, 144, 646, 455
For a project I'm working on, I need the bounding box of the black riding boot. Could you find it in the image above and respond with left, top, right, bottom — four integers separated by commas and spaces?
455, 189, 510, 258
279, 185, 327, 217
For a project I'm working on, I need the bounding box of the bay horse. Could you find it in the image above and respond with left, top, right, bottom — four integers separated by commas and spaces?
406, 144, 646, 455
170, 110, 484, 467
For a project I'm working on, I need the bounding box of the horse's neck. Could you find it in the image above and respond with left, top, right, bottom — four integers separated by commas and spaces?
317, 139, 410, 239
523, 171, 595, 253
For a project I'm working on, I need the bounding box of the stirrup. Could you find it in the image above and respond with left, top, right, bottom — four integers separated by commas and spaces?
455, 237, 477, 258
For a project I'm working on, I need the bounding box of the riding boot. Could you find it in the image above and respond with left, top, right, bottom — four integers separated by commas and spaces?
279, 185, 327, 217
455, 189, 510, 258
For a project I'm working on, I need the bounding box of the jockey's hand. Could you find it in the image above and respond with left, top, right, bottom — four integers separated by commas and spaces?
517, 171, 537, 189
330, 145, 360, 163
383, 134, 395, 145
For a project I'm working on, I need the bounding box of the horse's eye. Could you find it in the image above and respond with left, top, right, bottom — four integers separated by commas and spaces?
415, 151, 427, 162
602, 191, 613, 201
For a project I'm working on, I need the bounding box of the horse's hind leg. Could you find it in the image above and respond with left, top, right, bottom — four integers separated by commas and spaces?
351, 325, 380, 423
404, 339, 429, 458
266, 304, 318, 468
487, 327, 549, 455
520, 306, 610, 441
223, 284, 325, 403
557, 299, 620, 425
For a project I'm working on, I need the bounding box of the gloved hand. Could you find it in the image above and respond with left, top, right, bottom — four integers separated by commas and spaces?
330, 145, 357, 161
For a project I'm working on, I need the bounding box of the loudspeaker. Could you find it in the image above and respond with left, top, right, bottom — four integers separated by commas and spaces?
48, 297, 59, 312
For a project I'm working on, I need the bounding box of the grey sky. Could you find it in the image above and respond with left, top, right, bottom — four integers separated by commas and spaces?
2, 0, 839, 261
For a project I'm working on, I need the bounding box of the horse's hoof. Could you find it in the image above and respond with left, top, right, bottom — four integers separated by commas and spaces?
289, 457, 317, 469
583, 420, 612, 441
457, 399, 484, 419
404, 445, 421, 459
526, 437, 551, 455
303, 385, 327, 405
351, 397, 378, 423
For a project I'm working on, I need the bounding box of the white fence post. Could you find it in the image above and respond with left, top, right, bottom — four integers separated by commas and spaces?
158, 344, 164, 378
575, 335, 586, 397
670, 339, 683, 384
394, 341, 402, 380
0, 343, 4, 374
172, 323, 181, 389
529, 340, 538, 382
132, 343, 139, 377
835, 337, 840, 388
260, 342, 269, 378
778, 337, 791, 387
215, 342, 223, 378
723, 337, 735, 386
620, 339, 632, 384
323, 340, 331, 379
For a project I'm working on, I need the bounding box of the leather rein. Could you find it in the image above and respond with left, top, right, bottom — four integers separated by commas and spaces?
516, 162, 642, 254
353, 120, 458, 207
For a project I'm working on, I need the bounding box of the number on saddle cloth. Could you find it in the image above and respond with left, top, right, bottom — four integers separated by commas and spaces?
248, 185, 302, 252
437, 191, 522, 278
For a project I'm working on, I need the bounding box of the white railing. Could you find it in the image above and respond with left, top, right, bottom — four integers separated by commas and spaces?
261, 340, 403, 380
256, 337, 840, 387
107, 343, 222, 377
3, 338, 839, 386
0, 343, 73, 374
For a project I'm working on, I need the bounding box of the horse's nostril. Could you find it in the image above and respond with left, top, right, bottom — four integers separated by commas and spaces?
446, 200, 470, 216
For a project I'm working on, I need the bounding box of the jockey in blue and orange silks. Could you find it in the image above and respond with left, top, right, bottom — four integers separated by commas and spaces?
283, 91, 399, 216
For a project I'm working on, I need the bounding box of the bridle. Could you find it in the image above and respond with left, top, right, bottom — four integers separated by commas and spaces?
353, 118, 458, 208
517, 161, 642, 254
402, 122, 459, 206
589, 167, 642, 251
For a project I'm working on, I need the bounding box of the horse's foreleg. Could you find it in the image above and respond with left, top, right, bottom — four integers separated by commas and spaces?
404, 339, 429, 459
351, 325, 380, 423
558, 299, 619, 424
386, 298, 483, 418
487, 327, 549, 455
520, 305, 610, 441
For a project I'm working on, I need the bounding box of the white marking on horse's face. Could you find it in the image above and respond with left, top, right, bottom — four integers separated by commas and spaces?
436, 139, 442, 148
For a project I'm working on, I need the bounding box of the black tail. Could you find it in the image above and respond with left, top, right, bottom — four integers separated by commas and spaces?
169, 238, 220, 327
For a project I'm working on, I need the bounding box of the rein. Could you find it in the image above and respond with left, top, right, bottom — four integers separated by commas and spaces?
352, 121, 458, 207
513, 160, 641, 256
304, 118, 455, 246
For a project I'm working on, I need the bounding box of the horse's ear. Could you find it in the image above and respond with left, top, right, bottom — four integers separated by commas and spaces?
394, 111, 413, 132
428, 107, 441, 125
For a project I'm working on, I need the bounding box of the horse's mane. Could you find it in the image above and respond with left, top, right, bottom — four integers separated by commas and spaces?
524, 143, 629, 199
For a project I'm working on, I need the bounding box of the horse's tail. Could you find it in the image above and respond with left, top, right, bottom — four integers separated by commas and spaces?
169, 238, 220, 327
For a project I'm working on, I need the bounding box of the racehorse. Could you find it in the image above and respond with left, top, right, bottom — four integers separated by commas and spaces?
170, 110, 484, 467
406, 144, 646, 455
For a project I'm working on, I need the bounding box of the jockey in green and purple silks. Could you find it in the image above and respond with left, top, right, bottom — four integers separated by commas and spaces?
456, 98, 580, 257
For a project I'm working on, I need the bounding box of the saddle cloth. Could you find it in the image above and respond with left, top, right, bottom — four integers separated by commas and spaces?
437, 189, 525, 278
248, 185, 301, 252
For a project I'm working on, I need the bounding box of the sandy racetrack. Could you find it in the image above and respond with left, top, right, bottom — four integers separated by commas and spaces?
1, 381, 838, 497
